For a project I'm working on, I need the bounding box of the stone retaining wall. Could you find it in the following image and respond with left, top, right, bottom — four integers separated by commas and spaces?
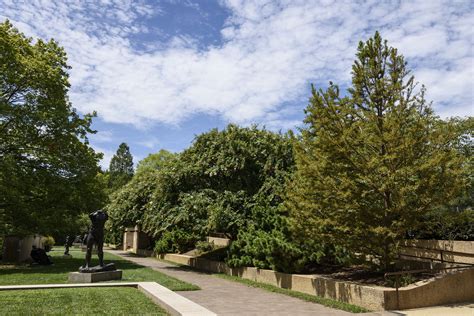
400, 240, 474, 265
158, 253, 474, 311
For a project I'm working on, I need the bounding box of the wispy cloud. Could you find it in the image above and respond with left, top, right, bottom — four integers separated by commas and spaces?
89, 130, 114, 144
2, 0, 472, 132
137, 137, 160, 149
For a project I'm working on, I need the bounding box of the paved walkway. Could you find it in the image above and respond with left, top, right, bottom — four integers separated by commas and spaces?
107, 250, 382, 316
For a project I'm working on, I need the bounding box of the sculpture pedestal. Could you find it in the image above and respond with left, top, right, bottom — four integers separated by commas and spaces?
68, 270, 122, 283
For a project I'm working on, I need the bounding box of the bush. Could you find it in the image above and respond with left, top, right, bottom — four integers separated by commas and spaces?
154, 229, 199, 254
196, 240, 215, 253
413, 208, 473, 241
42, 236, 55, 252
227, 227, 306, 273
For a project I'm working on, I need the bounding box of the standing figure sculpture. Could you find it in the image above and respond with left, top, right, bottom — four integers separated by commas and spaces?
79, 210, 115, 272
64, 235, 71, 256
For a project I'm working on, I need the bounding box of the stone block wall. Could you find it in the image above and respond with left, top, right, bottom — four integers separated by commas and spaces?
159, 253, 474, 311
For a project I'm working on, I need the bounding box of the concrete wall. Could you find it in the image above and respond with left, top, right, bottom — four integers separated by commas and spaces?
400, 240, 474, 265
2, 235, 44, 262
384, 268, 474, 310
158, 253, 474, 311
123, 226, 151, 253
123, 228, 134, 251
206, 236, 230, 247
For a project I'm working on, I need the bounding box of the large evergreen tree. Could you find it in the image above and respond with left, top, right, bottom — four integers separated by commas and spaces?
108, 142, 134, 190
287, 32, 467, 270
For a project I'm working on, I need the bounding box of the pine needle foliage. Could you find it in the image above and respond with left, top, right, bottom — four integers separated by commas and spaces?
287, 32, 467, 270
108, 142, 134, 190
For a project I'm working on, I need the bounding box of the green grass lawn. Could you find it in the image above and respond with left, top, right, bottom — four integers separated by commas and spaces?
0, 287, 168, 315
0, 247, 199, 291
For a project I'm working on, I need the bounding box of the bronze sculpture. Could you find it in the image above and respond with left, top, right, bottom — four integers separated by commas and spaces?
79, 210, 115, 272
64, 235, 71, 256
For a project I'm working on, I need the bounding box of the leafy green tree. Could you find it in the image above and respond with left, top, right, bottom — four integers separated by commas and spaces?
287, 32, 467, 270
415, 117, 473, 241
106, 124, 300, 268
105, 149, 176, 244
0, 20, 103, 236
141, 125, 295, 239
136, 149, 175, 175
108, 142, 134, 190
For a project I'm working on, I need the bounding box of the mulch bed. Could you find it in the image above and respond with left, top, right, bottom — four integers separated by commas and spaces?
302, 264, 437, 287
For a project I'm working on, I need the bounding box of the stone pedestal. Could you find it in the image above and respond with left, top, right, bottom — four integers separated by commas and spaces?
68, 270, 122, 283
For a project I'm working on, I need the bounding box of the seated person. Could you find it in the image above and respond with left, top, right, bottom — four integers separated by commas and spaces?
30, 245, 53, 265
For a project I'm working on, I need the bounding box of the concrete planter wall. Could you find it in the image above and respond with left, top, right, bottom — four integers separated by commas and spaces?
400, 240, 474, 265
2, 235, 44, 262
206, 236, 230, 247
158, 253, 474, 311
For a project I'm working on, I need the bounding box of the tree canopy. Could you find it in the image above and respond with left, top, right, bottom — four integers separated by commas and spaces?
287, 32, 467, 269
108, 142, 134, 190
106, 125, 301, 270
136, 149, 175, 175
0, 20, 103, 236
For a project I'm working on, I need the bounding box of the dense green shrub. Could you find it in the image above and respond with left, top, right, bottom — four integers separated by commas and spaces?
153, 229, 200, 254
42, 236, 55, 252
227, 227, 305, 273
106, 124, 299, 270
414, 208, 473, 241
195, 240, 215, 253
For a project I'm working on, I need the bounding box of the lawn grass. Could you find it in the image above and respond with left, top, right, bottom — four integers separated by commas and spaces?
0, 247, 199, 291
0, 287, 168, 315
156, 257, 368, 313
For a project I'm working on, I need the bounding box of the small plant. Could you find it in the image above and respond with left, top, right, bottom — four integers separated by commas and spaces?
196, 240, 214, 254
386, 274, 416, 288
42, 236, 55, 252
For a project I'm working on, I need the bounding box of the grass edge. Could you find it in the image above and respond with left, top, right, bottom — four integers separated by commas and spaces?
155, 257, 369, 313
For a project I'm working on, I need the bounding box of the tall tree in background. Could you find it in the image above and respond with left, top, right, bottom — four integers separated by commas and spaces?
287, 32, 466, 270
0, 20, 103, 236
108, 142, 134, 190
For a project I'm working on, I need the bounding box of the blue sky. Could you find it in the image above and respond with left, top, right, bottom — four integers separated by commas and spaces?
2, 0, 473, 168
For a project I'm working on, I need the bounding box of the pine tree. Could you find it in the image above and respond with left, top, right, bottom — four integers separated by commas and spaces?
287, 32, 466, 270
108, 142, 134, 190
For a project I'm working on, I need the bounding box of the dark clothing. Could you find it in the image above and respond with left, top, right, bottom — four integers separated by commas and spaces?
31, 248, 52, 265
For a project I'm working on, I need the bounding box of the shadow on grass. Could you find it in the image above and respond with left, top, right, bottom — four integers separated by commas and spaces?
0, 248, 142, 276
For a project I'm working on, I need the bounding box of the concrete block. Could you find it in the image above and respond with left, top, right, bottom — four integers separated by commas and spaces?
206, 236, 230, 247
68, 270, 122, 283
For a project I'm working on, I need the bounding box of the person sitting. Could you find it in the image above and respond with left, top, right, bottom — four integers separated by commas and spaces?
30, 245, 53, 265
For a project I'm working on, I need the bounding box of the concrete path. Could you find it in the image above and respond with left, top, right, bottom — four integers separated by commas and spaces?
107, 250, 381, 316
391, 303, 474, 316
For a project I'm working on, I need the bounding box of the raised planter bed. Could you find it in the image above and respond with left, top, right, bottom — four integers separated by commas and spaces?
158, 253, 474, 311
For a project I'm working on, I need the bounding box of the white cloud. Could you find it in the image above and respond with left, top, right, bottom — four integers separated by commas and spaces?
93, 146, 115, 170
89, 130, 114, 143
137, 137, 160, 149
1, 0, 472, 132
